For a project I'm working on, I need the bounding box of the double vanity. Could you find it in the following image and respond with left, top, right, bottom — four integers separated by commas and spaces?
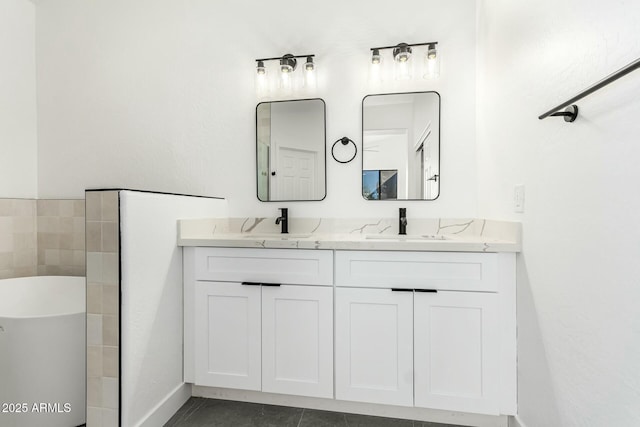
177, 59, 514, 425
179, 216, 519, 421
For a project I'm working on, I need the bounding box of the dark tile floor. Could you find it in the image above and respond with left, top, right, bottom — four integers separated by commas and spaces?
164, 397, 463, 427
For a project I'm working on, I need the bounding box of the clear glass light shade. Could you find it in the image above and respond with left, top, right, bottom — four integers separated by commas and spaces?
279, 55, 297, 94
392, 44, 413, 80
255, 63, 269, 97
394, 55, 412, 80
369, 62, 383, 84
280, 70, 293, 94
423, 46, 440, 79
304, 57, 317, 91
304, 57, 315, 72
304, 68, 317, 91
369, 50, 383, 84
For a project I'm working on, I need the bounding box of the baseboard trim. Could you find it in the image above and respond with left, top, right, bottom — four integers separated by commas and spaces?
509, 415, 527, 427
135, 383, 192, 427
192, 386, 509, 427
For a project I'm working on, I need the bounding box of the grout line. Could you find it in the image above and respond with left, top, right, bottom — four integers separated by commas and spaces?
296, 408, 305, 427
180, 398, 203, 423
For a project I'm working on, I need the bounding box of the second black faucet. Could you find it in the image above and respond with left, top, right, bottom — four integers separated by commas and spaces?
399, 208, 407, 235
275, 208, 288, 234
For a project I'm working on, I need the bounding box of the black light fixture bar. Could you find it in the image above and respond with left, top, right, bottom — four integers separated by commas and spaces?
255, 54, 315, 63
370, 42, 438, 51
539, 56, 640, 121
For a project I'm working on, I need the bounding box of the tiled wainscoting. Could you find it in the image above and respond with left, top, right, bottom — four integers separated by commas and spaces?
85, 190, 120, 427
37, 199, 86, 276
0, 198, 85, 279
0, 199, 36, 278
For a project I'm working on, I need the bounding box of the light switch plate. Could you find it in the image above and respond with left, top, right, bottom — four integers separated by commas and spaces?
514, 184, 525, 213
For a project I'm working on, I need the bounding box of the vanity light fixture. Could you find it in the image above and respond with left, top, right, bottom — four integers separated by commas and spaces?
369, 41, 439, 82
255, 53, 317, 97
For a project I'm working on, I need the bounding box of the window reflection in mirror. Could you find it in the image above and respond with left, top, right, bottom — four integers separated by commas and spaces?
256, 99, 326, 201
362, 92, 440, 201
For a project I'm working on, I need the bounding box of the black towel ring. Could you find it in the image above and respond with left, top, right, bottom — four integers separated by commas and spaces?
331, 137, 357, 164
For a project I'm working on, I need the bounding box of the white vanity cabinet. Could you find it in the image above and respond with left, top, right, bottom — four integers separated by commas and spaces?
184, 245, 517, 418
334, 250, 516, 416
185, 247, 334, 399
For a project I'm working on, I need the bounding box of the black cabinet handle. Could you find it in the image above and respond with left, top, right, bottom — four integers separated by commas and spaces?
391, 288, 413, 292
241, 282, 281, 287
415, 289, 438, 293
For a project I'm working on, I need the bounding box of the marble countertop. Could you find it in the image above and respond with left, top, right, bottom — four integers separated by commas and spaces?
178, 218, 521, 253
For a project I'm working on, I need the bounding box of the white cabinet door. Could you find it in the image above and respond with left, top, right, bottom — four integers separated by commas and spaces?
261, 285, 333, 398
414, 290, 500, 415
335, 288, 414, 406
194, 281, 261, 390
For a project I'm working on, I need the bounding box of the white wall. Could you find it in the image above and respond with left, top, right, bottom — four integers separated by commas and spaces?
119, 191, 228, 426
0, 0, 37, 198
476, 1, 640, 426
35, 0, 477, 218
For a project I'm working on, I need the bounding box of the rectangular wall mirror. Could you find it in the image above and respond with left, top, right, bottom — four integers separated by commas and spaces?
256, 98, 326, 201
362, 92, 440, 201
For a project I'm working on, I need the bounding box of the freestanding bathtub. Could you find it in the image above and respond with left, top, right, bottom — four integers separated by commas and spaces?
0, 276, 86, 427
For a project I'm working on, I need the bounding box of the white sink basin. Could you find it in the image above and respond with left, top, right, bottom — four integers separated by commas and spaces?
240, 233, 313, 239
364, 234, 449, 241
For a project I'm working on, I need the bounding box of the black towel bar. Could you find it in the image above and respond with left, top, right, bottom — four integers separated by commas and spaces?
539, 56, 640, 122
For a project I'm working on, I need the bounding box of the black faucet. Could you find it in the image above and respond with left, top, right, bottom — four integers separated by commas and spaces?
275, 208, 288, 234
399, 208, 407, 235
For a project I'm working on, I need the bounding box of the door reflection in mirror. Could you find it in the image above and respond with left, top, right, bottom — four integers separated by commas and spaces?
362, 92, 440, 200
256, 99, 326, 201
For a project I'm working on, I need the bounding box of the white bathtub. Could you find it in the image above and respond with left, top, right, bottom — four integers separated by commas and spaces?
0, 276, 86, 427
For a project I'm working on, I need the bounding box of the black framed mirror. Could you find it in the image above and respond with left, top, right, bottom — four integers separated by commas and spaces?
362, 92, 440, 201
256, 98, 327, 201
